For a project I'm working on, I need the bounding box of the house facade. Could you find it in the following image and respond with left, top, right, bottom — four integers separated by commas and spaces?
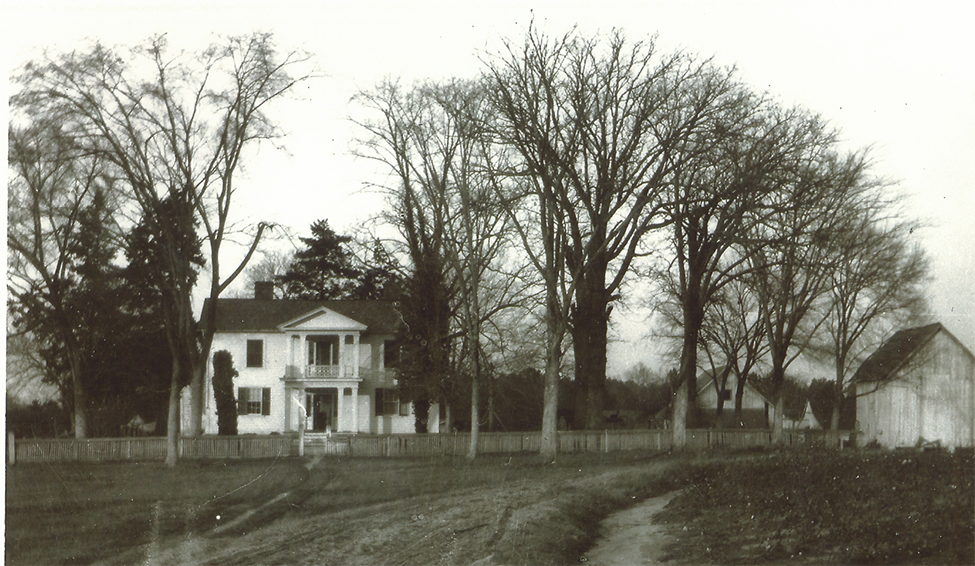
182, 285, 425, 436
694, 371, 778, 428
855, 323, 975, 448
652, 371, 790, 429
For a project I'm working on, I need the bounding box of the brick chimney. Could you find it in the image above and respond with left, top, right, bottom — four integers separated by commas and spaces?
254, 281, 275, 300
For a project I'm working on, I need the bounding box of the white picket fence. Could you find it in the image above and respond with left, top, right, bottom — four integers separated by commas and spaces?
8, 428, 854, 464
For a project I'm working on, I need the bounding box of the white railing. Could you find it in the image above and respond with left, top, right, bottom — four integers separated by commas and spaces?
307, 365, 341, 378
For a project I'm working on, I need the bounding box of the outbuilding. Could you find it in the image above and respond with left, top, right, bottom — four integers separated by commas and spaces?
855, 323, 975, 448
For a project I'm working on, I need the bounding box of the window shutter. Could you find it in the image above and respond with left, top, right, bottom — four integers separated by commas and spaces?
238, 387, 248, 415
375, 388, 384, 416
261, 388, 271, 416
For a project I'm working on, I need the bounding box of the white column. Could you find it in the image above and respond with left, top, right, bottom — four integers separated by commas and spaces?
336, 386, 345, 432
284, 386, 292, 430
337, 334, 345, 377
351, 384, 359, 432
353, 334, 360, 379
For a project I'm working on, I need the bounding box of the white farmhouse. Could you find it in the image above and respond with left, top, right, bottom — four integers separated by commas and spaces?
855, 323, 975, 448
182, 283, 425, 437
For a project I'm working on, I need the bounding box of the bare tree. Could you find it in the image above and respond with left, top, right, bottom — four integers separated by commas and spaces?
748, 149, 870, 443
659, 92, 831, 447
14, 33, 309, 465
241, 249, 294, 298
7, 118, 116, 438
355, 78, 526, 457
817, 189, 929, 428
699, 275, 769, 424
486, 26, 737, 433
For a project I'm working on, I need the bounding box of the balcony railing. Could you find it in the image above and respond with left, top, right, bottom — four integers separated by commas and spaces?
285, 365, 386, 379
307, 365, 341, 378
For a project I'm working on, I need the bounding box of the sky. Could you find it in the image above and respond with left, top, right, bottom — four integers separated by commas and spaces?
4, 0, 974, 378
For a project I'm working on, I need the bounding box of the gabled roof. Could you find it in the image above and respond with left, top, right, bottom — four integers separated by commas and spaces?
277, 306, 369, 331
200, 298, 403, 334
696, 366, 770, 402
853, 323, 948, 383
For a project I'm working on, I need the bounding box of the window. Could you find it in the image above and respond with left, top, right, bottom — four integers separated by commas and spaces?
383, 340, 399, 369
719, 388, 732, 402
308, 336, 339, 366
375, 388, 403, 416
246, 340, 264, 368
238, 387, 271, 416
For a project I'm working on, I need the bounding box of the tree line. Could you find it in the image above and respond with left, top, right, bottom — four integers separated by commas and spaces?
7, 27, 927, 464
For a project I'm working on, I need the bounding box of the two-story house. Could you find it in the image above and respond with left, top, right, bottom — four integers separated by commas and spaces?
184, 282, 418, 436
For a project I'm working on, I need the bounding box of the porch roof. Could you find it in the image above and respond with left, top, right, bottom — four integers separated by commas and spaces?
201, 298, 403, 334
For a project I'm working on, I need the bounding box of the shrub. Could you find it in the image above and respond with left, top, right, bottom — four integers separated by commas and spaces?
212, 350, 238, 435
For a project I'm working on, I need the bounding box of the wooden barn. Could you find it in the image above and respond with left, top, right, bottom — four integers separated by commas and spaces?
855, 323, 975, 448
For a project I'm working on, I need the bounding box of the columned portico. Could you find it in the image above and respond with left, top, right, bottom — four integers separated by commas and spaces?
285, 380, 360, 433
277, 306, 368, 434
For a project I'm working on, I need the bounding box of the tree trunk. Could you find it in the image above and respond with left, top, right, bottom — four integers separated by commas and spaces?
714, 366, 732, 426
734, 371, 747, 426
186, 360, 206, 436
772, 393, 786, 445
674, 286, 704, 448
540, 299, 564, 462
188, 299, 218, 436
467, 304, 481, 459
540, 339, 561, 462
830, 357, 846, 430
770, 361, 787, 445
829, 376, 843, 431
68, 350, 88, 439
487, 372, 495, 432
187, 362, 205, 436
672, 379, 688, 449
571, 264, 610, 430
164, 361, 182, 467
467, 365, 479, 461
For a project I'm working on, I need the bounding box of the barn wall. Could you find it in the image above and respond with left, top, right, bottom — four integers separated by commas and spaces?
918, 332, 974, 447
858, 330, 975, 448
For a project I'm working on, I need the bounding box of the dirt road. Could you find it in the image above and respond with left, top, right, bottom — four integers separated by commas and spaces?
582, 491, 680, 565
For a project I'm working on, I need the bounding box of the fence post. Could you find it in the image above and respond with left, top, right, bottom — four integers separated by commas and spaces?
8, 431, 15, 465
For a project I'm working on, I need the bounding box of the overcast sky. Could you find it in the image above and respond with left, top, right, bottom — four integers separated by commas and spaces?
5, 1, 973, 376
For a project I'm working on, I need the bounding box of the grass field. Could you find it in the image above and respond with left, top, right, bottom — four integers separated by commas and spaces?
5, 448, 973, 565
657, 448, 974, 565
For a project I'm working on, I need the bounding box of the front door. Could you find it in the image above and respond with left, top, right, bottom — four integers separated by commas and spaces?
309, 390, 336, 431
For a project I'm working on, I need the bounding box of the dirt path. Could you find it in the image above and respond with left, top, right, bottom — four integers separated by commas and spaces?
582, 491, 680, 566
89, 456, 684, 566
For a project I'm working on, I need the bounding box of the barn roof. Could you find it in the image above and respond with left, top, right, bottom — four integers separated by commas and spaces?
852, 323, 946, 383
200, 298, 403, 334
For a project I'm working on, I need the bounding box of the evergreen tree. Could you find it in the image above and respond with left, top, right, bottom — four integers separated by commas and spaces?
279, 220, 363, 300
212, 351, 239, 435
278, 221, 401, 300
395, 248, 455, 432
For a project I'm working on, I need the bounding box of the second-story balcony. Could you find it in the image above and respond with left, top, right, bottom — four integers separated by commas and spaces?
307, 364, 341, 378
285, 364, 361, 379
